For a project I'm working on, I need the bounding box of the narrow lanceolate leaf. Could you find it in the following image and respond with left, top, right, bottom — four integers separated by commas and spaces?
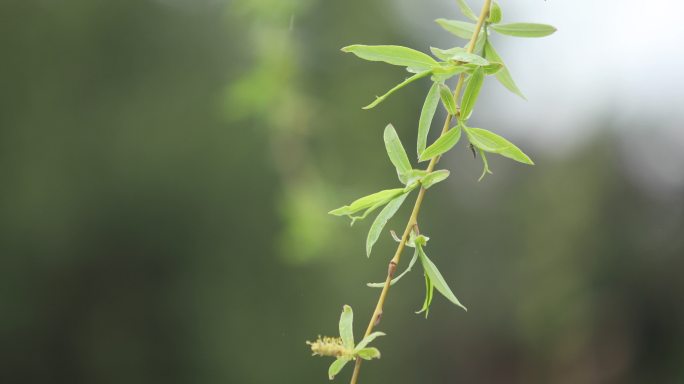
456, 0, 478, 21
487, 2, 502, 24
421, 170, 450, 189
356, 347, 381, 360
490, 23, 557, 38
417, 244, 467, 311
366, 192, 409, 257
364, 70, 431, 109
435, 19, 476, 40
483, 42, 525, 99
465, 127, 534, 164
383, 124, 412, 181
460, 67, 484, 121
419, 125, 462, 162
416, 272, 434, 317
417, 82, 441, 156
329, 188, 405, 217
430, 64, 468, 82
473, 31, 487, 55
354, 331, 385, 351
339, 305, 354, 349
341, 45, 439, 71
368, 248, 418, 288
328, 358, 350, 380
430, 47, 488, 66
439, 84, 458, 116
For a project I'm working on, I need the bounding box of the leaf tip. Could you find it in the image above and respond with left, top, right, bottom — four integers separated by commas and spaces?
328, 207, 345, 216
520, 154, 534, 165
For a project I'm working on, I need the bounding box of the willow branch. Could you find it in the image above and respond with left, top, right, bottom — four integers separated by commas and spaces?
348, 1, 492, 383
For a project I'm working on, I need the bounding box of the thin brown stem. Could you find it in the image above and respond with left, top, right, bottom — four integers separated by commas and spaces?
348, 1, 492, 383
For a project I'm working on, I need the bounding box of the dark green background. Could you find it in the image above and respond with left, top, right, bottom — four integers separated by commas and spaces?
1, 0, 683, 383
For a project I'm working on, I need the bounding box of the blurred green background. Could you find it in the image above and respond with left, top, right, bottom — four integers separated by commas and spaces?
2, 0, 683, 383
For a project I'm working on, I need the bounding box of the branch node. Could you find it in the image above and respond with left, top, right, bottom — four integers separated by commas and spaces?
374, 311, 383, 326
388, 260, 397, 278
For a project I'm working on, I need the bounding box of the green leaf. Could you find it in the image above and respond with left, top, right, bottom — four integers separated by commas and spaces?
483, 62, 504, 75
429, 47, 454, 62
341, 45, 439, 70
368, 248, 418, 288
329, 188, 405, 218
421, 170, 450, 189
366, 192, 409, 257
328, 358, 350, 380
490, 23, 557, 38
460, 67, 484, 121
438, 84, 458, 116
418, 125, 462, 162
401, 169, 430, 185
430, 64, 468, 82
363, 70, 432, 109
435, 19, 476, 39
429, 47, 456, 61
356, 347, 381, 360
383, 124, 412, 182
483, 42, 525, 99
477, 148, 493, 181
487, 2, 502, 24
430, 47, 488, 66
417, 244, 467, 311
354, 331, 386, 351
456, 0, 478, 21
473, 31, 487, 54
465, 127, 534, 164
339, 305, 354, 349
417, 82, 441, 156
466, 61, 503, 75
415, 272, 434, 318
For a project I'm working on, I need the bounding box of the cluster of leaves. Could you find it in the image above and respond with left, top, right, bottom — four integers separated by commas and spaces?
368, 234, 467, 316
312, 0, 555, 380
341, 0, 554, 179
307, 305, 385, 380
329, 123, 466, 315
329, 124, 448, 252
